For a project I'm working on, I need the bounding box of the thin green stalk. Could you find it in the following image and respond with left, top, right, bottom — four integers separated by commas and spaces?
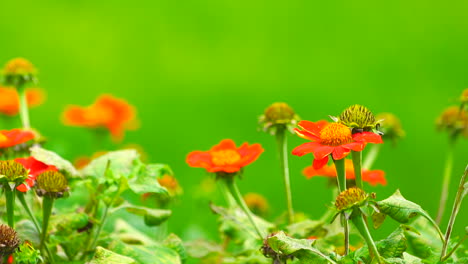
442, 235, 468, 262
89, 203, 110, 251
224, 177, 264, 240
276, 127, 294, 224
333, 158, 349, 255
17, 192, 41, 233
351, 151, 363, 189
436, 141, 455, 224
352, 212, 383, 264
217, 180, 236, 208
40, 196, 54, 250
440, 165, 468, 260
363, 144, 380, 170
18, 87, 31, 129
4, 186, 16, 228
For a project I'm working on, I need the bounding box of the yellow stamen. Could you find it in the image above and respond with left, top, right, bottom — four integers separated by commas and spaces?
319, 123, 353, 146
211, 150, 241, 166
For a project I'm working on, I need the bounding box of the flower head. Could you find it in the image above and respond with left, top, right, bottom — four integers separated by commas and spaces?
0, 87, 45, 116
376, 112, 405, 144
62, 94, 138, 141
259, 102, 300, 134
0, 224, 20, 257
436, 106, 468, 138
186, 139, 263, 177
303, 159, 386, 186
0, 160, 28, 186
335, 187, 368, 212
36, 171, 69, 198
338, 105, 379, 132
0, 129, 35, 149
14, 157, 58, 192
1, 58, 37, 87
292, 120, 382, 169
244, 193, 269, 216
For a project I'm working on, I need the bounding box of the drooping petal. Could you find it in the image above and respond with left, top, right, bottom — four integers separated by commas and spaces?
211, 139, 237, 151
16, 183, 29, 192
186, 151, 213, 170
332, 146, 350, 160
313, 156, 329, 170
353, 132, 383, 144
296, 120, 328, 140
292, 142, 321, 157
237, 143, 264, 167
294, 128, 320, 141
362, 170, 387, 186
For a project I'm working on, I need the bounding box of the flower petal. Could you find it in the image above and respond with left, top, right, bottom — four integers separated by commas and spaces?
292, 142, 333, 158
342, 141, 366, 152
332, 146, 350, 160
211, 139, 237, 151
294, 128, 320, 141
313, 156, 329, 170
353, 132, 383, 144
186, 151, 213, 170
236, 143, 264, 167
362, 169, 387, 186
297, 120, 328, 138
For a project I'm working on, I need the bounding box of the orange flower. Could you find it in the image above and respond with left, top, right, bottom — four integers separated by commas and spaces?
186, 139, 263, 174
0, 87, 45, 116
14, 157, 58, 192
303, 159, 387, 186
62, 94, 137, 141
0, 129, 35, 148
292, 120, 382, 169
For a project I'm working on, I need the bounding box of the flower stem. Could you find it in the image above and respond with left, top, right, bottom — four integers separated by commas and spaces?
40, 196, 55, 264
4, 186, 16, 228
224, 177, 264, 240
89, 203, 110, 251
436, 140, 455, 224
217, 180, 236, 208
275, 127, 294, 224
333, 158, 349, 255
363, 144, 380, 170
18, 86, 31, 129
351, 151, 363, 189
351, 211, 383, 264
17, 192, 41, 233
440, 165, 468, 260
442, 235, 468, 262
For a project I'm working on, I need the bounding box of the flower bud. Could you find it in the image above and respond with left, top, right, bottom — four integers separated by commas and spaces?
0, 160, 28, 185
0, 224, 20, 257
36, 171, 69, 198
259, 102, 300, 134
338, 105, 379, 132
335, 187, 368, 212
376, 112, 405, 144
1, 58, 37, 88
436, 106, 468, 139
244, 193, 269, 216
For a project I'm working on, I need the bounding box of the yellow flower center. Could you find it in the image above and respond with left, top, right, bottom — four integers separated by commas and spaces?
319, 123, 353, 146
211, 150, 241, 166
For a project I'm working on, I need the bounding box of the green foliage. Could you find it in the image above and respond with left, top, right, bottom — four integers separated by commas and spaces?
81, 150, 140, 180
124, 205, 172, 226
30, 146, 78, 177
89, 247, 136, 264
109, 240, 182, 264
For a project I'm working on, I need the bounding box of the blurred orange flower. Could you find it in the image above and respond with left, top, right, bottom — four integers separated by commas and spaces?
0, 129, 35, 148
186, 139, 263, 174
0, 87, 45, 116
303, 159, 386, 186
14, 157, 58, 192
62, 94, 138, 141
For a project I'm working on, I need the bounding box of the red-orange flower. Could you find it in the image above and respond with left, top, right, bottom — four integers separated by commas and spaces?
14, 157, 58, 192
292, 120, 382, 169
186, 139, 263, 174
303, 159, 386, 186
62, 94, 137, 141
0, 87, 45, 116
0, 129, 35, 148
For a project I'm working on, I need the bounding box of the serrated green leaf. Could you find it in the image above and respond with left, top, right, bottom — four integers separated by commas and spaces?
81, 150, 139, 179
376, 190, 444, 242
128, 164, 169, 195
354, 226, 408, 263
403, 252, 424, 264
404, 217, 442, 260
124, 205, 172, 226
163, 234, 187, 263
266, 231, 336, 264
109, 240, 181, 264
89, 247, 136, 264
30, 146, 78, 177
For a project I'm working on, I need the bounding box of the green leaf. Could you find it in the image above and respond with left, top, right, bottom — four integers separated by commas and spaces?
163, 234, 187, 263
109, 240, 181, 264
266, 231, 336, 264
81, 150, 140, 179
30, 146, 78, 177
124, 205, 172, 226
15, 220, 40, 247
184, 240, 222, 259
128, 164, 169, 195
89, 246, 136, 264
372, 211, 386, 229
51, 212, 90, 234
404, 217, 442, 260
376, 190, 444, 242
286, 219, 327, 238
114, 219, 156, 245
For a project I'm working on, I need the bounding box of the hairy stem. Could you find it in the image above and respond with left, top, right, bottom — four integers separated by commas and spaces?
224, 177, 264, 240
41, 196, 56, 264
4, 186, 16, 228
436, 141, 455, 224
333, 158, 349, 255
440, 165, 468, 260
276, 127, 294, 224
351, 150, 363, 189
352, 212, 383, 264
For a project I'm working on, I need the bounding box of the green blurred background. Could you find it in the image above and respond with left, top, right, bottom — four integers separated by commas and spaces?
1, 0, 467, 243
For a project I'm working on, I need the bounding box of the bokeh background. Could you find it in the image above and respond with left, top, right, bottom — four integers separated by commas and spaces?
1, 0, 467, 244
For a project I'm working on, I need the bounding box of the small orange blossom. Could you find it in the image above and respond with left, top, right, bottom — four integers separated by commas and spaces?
0, 87, 45, 116
0, 129, 35, 148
